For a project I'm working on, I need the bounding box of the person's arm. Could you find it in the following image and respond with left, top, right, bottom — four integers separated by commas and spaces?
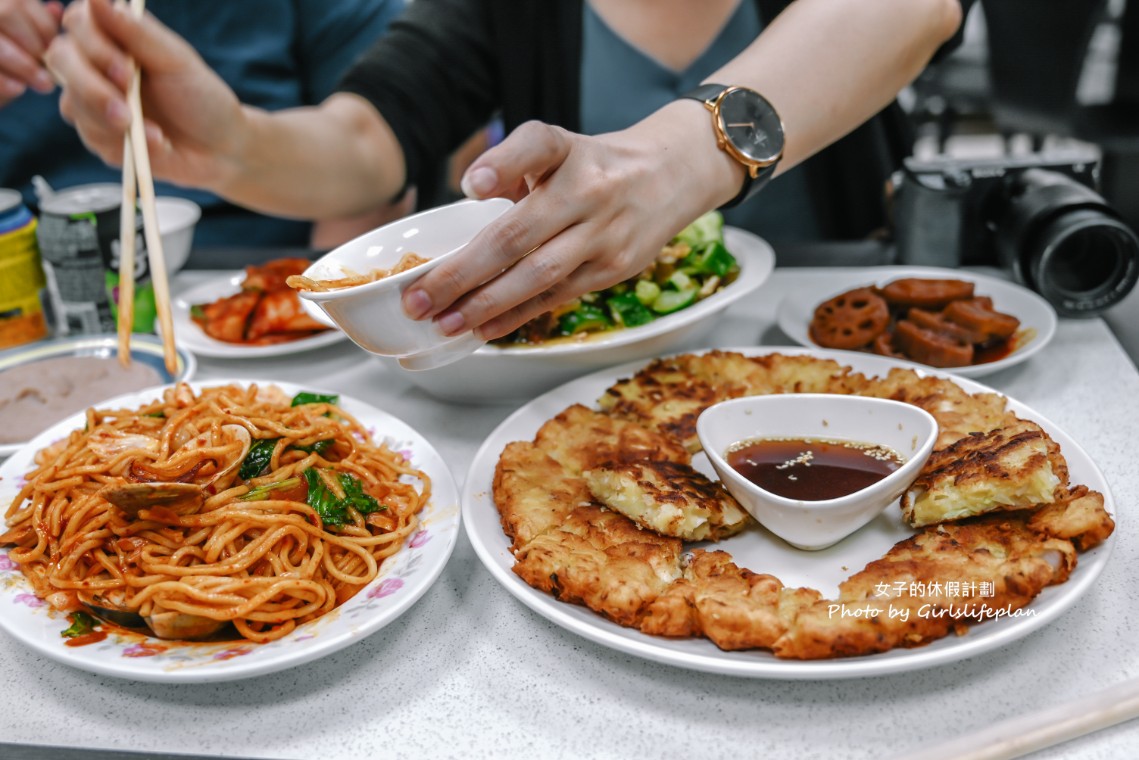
402, 0, 964, 339
0, 0, 62, 106
44, 0, 404, 218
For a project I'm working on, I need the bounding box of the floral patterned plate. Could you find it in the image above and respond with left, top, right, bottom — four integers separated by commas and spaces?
0, 380, 460, 683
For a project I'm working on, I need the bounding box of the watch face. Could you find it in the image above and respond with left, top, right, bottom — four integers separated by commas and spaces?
717, 88, 784, 165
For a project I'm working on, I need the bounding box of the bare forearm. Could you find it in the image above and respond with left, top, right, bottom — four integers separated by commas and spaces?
214, 94, 406, 221
623, 0, 962, 213
715, 0, 963, 171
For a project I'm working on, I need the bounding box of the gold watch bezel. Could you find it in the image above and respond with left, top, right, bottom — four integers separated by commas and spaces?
704, 86, 784, 177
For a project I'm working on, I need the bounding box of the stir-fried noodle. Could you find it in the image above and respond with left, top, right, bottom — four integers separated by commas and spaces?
1, 384, 430, 643
287, 252, 430, 292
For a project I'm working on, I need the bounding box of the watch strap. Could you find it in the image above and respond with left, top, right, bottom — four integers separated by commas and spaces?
684, 82, 729, 106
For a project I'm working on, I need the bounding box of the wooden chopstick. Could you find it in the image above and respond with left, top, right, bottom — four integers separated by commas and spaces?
117, 0, 177, 374
116, 119, 137, 367
895, 675, 1139, 760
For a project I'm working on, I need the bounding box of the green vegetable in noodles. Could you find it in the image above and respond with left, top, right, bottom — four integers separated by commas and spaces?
290, 392, 339, 407
240, 438, 279, 480
303, 468, 384, 527
240, 438, 335, 480
61, 611, 99, 639
238, 477, 301, 502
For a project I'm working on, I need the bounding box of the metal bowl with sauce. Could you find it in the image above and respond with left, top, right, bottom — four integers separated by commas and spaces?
0, 333, 196, 458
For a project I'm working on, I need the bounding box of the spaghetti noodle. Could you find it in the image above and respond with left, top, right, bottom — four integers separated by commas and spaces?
0, 383, 430, 643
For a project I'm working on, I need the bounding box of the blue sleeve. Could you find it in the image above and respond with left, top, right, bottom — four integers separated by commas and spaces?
291, 0, 407, 104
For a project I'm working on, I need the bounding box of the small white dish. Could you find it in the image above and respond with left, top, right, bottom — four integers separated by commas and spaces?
383, 227, 776, 402
696, 394, 938, 550
775, 266, 1058, 377
297, 198, 513, 370
171, 273, 347, 359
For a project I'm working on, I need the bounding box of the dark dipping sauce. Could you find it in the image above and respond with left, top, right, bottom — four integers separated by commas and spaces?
727, 437, 904, 501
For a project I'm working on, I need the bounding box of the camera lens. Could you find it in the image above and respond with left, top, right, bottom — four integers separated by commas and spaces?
1028, 210, 1139, 315
996, 169, 1139, 317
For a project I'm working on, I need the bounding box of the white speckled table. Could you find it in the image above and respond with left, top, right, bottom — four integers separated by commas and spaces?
1, 266, 1136, 760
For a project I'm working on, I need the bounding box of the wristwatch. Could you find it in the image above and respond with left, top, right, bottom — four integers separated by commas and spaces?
681, 83, 784, 208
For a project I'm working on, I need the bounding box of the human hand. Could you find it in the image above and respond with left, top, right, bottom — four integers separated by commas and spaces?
401, 109, 740, 340
0, 0, 62, 106
44, 0, 243, 189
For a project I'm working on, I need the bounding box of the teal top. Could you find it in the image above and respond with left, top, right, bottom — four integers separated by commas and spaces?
580, 0, 822, 242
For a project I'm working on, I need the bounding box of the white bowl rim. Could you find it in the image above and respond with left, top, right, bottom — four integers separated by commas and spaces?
155, 196, 202, 227
297, 198, 514, 303
697, 393, 939, 509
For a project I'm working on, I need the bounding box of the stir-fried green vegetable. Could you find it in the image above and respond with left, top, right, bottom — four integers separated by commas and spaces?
239, 438, 334, 480
61, 611, 99, 639
290, 391, 339, 407
492, 211, 738, 345
303, 468, 385, 527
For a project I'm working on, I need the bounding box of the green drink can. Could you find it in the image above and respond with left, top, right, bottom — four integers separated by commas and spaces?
35, 184, 155, 336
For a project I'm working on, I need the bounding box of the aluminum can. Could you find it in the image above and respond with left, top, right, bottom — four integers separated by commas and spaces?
0, 188, 49, 349
35, 184, 154, 336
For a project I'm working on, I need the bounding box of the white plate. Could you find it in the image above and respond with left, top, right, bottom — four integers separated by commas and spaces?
775, 266, 1058, 377
172, 273, 348, 358
0, 333, 196, 459
462, 347, 1116, 679
388, 227, 776, 402
0, 380, 461, 683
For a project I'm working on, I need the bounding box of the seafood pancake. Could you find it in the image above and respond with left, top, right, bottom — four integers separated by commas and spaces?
534, 404, 689, 474
639, 550, 821, 649
599, 351, 863, 451
511, 505, 683, 627
493, 441, 591, 551
858, 368, 1015, 450
902, 419, 1069, 528
585, 460, 752, 541
599, 359, 727, 452
1029, 485, 1115, 551
773, 514, 1077, 660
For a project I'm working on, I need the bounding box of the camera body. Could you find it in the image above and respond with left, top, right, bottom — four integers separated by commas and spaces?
893, 153, 1139, 316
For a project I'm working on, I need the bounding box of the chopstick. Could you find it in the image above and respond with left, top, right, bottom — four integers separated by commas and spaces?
116, 103, 137, 367
895, 675, 1139, 760
116, 0, 177, 374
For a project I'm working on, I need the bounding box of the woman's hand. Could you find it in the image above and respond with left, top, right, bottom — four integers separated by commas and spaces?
0, 0, 62, 106
43, 0, 243, 189
402, 105, 742, 340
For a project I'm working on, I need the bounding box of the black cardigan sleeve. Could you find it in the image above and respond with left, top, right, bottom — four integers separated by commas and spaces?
337, 0, 500, 200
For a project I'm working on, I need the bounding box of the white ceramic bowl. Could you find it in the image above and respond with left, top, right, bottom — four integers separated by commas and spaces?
381, 226, 776, 402
297, 198, 513, 370
155, 196, 201, 273
696, 394, 938, 551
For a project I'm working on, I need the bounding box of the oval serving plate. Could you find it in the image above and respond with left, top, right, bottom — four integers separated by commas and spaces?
387, 227, 776, 403
775, 266, 1058, 377
172, 273, 348, 359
